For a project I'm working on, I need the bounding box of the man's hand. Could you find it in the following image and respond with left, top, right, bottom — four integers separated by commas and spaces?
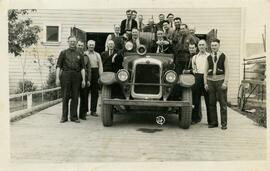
56, 78, 60, 87
112, 54, 117, 63
221, 82, 227, 90
87, 81, 91, 87
81, 80, 86, 88
204, 84, 209, 91
182, 70, 190, 74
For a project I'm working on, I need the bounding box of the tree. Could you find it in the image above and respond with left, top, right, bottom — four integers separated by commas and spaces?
8, 9, 41, 56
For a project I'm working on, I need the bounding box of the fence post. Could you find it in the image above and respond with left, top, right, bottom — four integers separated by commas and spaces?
27, 94, 32, 109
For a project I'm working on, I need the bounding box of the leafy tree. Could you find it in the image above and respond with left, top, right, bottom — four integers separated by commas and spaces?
8, 9, 41, 56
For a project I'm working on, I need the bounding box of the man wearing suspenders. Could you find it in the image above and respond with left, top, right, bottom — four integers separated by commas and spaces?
84, 40, 103, 117
204, 38, 228, 129
191, 39, 210, 125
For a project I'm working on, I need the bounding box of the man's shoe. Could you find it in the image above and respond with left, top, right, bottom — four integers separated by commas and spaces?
208, 124, 218, 128
60, 119, 67, 123
71, 120, 80, 123
221, 126, 227, 130
90, 112, 98, 117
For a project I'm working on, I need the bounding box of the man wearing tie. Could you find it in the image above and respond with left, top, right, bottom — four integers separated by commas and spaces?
137, 14, 145, 32
204, 38, 228, 130
101, 40, 123, 72
120, 9, 138, 35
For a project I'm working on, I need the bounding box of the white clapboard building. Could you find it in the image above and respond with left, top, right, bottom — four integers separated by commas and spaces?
9, 8, 244, 102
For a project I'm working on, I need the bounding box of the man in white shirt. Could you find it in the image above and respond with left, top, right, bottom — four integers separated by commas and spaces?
84, 40, 103, 117
191, 39, 210, 125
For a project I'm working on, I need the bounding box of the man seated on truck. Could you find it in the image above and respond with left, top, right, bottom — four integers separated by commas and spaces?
101, 40, 123, 73
151, 30, 172, 54
129, 28, 146, 52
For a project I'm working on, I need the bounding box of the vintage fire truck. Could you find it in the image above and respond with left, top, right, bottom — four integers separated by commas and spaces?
99, 32, 195, 129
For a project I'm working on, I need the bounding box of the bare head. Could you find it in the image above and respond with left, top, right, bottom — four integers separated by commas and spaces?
126, 9, 132, 19
159, 14, 165, 22
198, 39, 207, 53
131, 10, 137, 20
87, 40, 96, 52
189, 42, 197, 54
138, 15, 143, 22
76, 40, 84, 51
107, 40, 115, 50
156, 30, 164, 40
167, 13, 174, 22
114, 24, 120, 34
210, 38, 220, 53
189, 25, 196, 34
131, 28, 139, 39
180, 24, 188, 35
67, 36, 77, 49
174, 17, 182, 29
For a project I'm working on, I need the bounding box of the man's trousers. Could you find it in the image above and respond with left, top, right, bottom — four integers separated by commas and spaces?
90, 68, 99, 113
207, 79, 228, 127
61, 70, 80, 121
192, 73, 210, 123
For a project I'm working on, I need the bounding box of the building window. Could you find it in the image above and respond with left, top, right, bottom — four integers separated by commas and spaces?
43, 24, 61, 45
46, 26, 59, 42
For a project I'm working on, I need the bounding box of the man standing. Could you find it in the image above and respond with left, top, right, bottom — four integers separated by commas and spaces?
167, 13, 175, 30
192, 39, 210, 124
189, 25, 200, 45
137, 14, 145, 32
204, 38, 228, 129
101, 40, 123, 72
84, 40, 103, 117
105, 24, 123, 51
131, 10, 137, 20
156, 14, 165, 30
162, 20, 174, 44
77, 41, 91, 120
173, 22, 195, 74
183, 42, 197, 74
56, 36, 86, 123
120, 9, 138, 35
143, 18, 157, 33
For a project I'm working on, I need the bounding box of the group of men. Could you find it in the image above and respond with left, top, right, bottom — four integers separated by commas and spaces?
55, 9, 228, 130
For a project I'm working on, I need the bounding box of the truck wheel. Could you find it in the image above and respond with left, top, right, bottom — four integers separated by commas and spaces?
101, 85, 113, 126
179, 88, 192, 129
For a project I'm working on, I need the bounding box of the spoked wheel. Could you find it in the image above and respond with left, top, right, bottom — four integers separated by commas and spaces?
101, 85, 113, 126
179, 88, 192, 129
237, 84, 246, 111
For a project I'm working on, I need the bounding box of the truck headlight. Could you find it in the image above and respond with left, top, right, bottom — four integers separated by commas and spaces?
116, 69, 129, 82
164, 70, 177, 83
125, 41, 134, 51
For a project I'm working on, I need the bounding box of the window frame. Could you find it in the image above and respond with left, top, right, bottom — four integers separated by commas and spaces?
43, 23, 62, 45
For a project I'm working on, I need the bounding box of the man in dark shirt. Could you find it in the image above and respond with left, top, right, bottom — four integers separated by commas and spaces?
156, 14, 165, 30
101, 40, 123, 72
183, 42, 197, 74
143, 18, 157, 33
56, 36, 86, 123
77, 41, 91, 120
120, 9, 138, 35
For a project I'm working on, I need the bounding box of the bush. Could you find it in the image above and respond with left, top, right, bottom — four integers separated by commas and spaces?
44, 71, 59, 100
17, 80, 37, 93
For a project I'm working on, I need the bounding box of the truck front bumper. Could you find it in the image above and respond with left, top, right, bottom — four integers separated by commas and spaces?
103, 98, 191, 107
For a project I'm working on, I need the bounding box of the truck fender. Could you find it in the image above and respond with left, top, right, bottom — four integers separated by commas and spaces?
178, 74, 195, 87
99, 72, 117, 85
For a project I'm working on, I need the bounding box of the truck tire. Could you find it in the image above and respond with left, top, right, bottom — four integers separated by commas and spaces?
101, 85, 113, 126
179, 88, 192, 129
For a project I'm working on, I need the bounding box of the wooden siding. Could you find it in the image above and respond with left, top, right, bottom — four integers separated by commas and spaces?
9, 8, 242, 100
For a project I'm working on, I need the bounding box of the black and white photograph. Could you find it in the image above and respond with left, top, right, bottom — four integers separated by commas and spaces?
0, 0, 270, 170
